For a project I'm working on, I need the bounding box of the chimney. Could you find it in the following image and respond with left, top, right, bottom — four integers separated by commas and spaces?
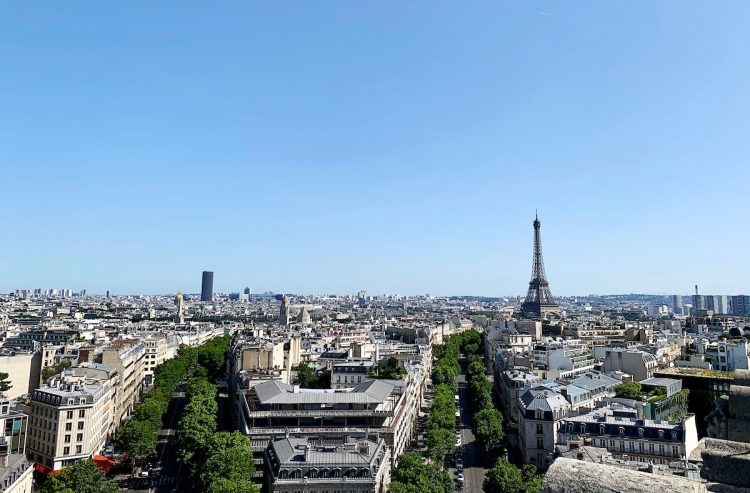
357, 442, 370, 456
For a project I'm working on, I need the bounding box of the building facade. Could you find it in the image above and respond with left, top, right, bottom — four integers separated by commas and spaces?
264, 437, 391, 493
26, 378, 114, 471
0, 399, 32, 493
101, 339, 145, 426
557, 405, 699, 465
201, 271, 214, 302
517, 387, 571, 469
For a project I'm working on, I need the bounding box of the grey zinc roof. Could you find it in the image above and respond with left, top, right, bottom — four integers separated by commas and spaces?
253, 378, 395, 405
568, 372, 620, 391
271, 437, 380, 466
253, 380, 294, 402
640, 377, 680, 388
519, 387, 571, 412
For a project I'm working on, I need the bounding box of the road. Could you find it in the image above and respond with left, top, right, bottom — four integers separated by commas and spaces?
116, 387, 188, 493
450, 356, 492, 493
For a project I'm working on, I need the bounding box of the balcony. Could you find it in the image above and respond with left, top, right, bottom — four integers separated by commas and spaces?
248, 409, 394, 418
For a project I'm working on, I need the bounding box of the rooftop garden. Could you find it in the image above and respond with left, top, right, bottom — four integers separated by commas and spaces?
368, 357, 406, 379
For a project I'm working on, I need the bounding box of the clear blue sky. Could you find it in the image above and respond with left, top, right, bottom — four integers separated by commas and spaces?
2, 1, 749, 296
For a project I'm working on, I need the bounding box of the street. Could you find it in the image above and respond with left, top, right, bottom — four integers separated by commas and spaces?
115, 387, 187, 493
450, 356, 492, 493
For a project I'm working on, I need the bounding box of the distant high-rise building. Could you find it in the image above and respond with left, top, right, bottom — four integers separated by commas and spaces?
693, 285, 706, 312
732, 295, 750, 315
201, 271, 214, 301
707, 295, 730, 315
671, 295, 684, 315
520, 213, 559, 318
243, 287, 251, 295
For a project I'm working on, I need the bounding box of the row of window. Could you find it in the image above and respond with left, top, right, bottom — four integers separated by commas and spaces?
593, 438, 681, 457
561, 422, 679, 440
61, 445, 83, 456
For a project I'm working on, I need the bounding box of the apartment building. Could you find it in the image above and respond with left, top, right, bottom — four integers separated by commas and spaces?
557, 404, 699, 465
101, 339, 144, 425
532, 342, 595, 380
0, 399, 32, 493
496, 370, 542, 423
331, 361, 375, 389
517, 387, 571, 470
599, 348, 658, 381
240, 378, 417, 461
26, 377, 114, 471
0, 351, 41, 399
142, 335, 170, 386
1, 330, 78, 352
264, 437, 391, 493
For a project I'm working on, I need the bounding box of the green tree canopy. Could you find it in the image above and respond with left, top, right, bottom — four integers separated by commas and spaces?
40, 460, 119, 493
473, 408, 505, 452
614, 381, 642, 400
293, 362, 330, 388
0, 372, 12, 397
483, 458, 542, 493
388, 452, 453, 493
426, 427, 455, 463
115, 419, 158, 466
199, 432, 258, 493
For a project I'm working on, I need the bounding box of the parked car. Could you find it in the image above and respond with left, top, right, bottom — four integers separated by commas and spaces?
456, 458, 464, 471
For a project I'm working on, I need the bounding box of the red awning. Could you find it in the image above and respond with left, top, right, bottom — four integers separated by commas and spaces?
92, 455, 116, 474
34, 463, 61, 476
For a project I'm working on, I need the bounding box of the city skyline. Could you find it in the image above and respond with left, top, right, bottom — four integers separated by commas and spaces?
2, 2, 749, 295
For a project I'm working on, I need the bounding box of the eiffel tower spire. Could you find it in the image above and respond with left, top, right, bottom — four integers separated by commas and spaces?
521, 213, 559, 317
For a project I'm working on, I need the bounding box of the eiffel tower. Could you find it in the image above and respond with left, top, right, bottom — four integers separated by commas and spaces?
520, 213, 559, 317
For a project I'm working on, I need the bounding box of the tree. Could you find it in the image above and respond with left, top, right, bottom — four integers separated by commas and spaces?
614, 381, 642, 400
41, 366, 57, 382
115, 419, 158, 473
426, 427, 455, 463
467, 357, 486, 381
40, 459, 119, 493
483, 458, 541, 493
0, 372, 12, 397
132, 394, 167, 429
389, 452, 453, 493
293, 363, 329, 388
175, 393, 218, 466
390, 452, 426, 484
293, 362, 317, 387
470, 375, 494, 411
473, 409, 504, 452
199, 432, 258, 493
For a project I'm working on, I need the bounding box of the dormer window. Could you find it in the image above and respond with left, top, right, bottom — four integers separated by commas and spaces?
618, 427, 625, 437
658, 430, 664, 439
638, 428, 644, 437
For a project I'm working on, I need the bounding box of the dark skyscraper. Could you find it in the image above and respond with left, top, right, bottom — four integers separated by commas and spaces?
201, 271, 214, 301
520, 213, 559, 318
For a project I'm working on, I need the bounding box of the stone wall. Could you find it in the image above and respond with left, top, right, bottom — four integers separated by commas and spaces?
541, 458, 707, 493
